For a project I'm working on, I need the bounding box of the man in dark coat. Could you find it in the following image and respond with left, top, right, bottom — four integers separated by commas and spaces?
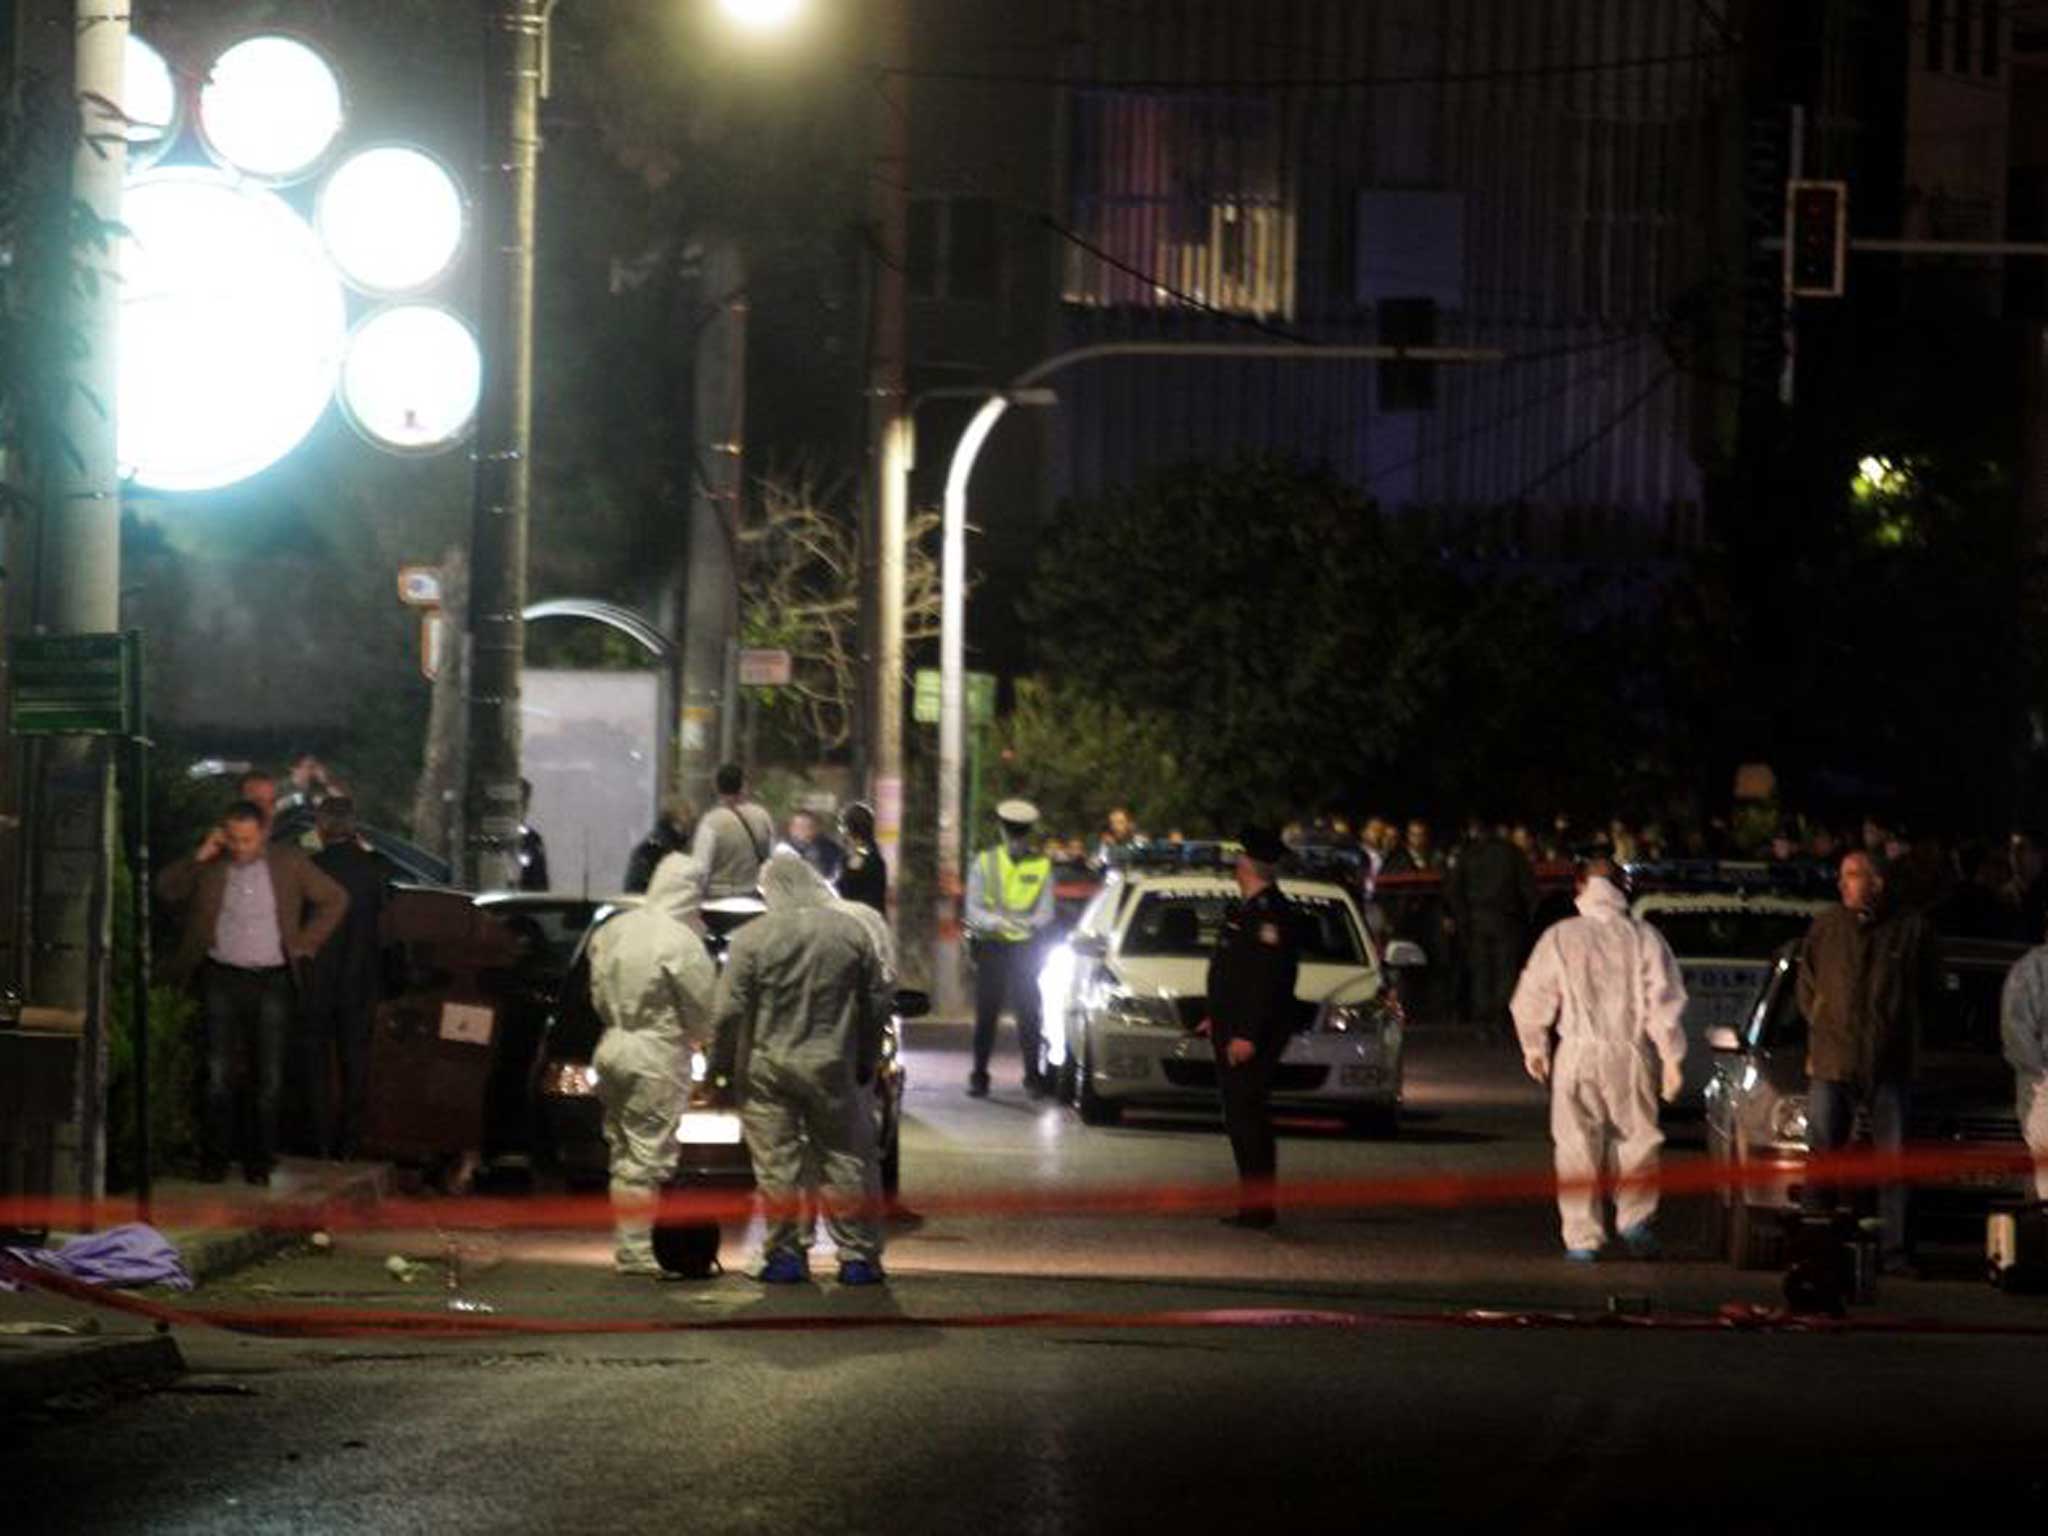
304, 799, 392, 1160
835, 802, 888, 915
1444, 820, 1538, 1037
1201, 826, 1307, 1230
624, 797, 696, 894
1796, 848, 1942, 1272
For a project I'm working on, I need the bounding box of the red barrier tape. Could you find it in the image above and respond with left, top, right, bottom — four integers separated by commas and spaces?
0, 1143, 2034, 1236
11, 1254, 2048, 1342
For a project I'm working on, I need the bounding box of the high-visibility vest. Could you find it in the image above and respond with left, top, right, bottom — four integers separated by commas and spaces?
978, 846, 1050, 940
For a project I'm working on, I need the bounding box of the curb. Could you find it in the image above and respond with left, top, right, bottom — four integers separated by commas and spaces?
174, 1163, 392, 1286
0, 1333, 185, 1414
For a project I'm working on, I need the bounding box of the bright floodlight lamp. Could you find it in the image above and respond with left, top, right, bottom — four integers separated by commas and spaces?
118, 168, 349, 492
120, 35, 179, 160
339, 304, 482, 454
317, 146, 467, 295
198, 34, 345, 182
718, 0, 805, 31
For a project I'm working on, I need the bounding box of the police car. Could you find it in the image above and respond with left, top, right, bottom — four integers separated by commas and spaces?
1627, 879, 1828, 1109
1037, 845, 1423, 1133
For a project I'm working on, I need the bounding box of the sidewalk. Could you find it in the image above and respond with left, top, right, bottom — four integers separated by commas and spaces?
1, 1156, 388, 1416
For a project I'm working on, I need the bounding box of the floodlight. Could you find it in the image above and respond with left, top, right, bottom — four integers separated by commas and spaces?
718, 0, 805, 31
338, 305, 482, 454
118, 168, 349, 492
120, 35, 179, 158
198, 34, 345, 182
317, 145, 467, 295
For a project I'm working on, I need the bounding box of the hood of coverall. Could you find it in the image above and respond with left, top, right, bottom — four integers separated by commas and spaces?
642, 850, 705, 924
1574, 875, 1629, 921
759, 849, 834, 913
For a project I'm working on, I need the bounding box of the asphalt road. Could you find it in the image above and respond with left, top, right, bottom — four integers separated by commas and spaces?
11, 1024, 2048, 1533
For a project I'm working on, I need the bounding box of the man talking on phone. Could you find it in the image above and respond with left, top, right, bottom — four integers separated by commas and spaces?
158, 801, 349, 1184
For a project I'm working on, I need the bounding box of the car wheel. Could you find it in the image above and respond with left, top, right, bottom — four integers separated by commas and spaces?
1077, 1037, 1121, 1126
651, 1220, 721, 1278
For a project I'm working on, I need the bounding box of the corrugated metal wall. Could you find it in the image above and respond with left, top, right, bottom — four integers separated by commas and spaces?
1052, 0, 1732, 557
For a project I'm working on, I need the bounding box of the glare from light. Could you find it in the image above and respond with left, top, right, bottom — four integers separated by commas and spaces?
718, 0, 804, 32
317, 146, 466, 295
338, 305, 482, 454
119, 168, 349, 492
199, 35, 345, 181
120, 35, 178, 150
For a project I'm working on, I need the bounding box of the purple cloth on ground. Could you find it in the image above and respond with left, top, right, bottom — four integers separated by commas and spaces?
0, 1222, 193, 1292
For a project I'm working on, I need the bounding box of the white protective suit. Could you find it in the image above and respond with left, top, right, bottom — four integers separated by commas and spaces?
2000, 944, 2048, 1199
714, 852, 894, 1269
1509, 876, 1689, 1253
590, 853, 719, 1272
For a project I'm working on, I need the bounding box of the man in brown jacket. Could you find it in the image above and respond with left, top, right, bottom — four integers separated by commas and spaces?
1795, 849, 1941, 1272
157, 801, 349, 1183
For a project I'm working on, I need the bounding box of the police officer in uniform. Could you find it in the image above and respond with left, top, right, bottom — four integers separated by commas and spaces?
964, 798, 1056, 1097
1201, 827, 1306, 1229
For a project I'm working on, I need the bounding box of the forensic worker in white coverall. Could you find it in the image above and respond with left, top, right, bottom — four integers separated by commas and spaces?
1510, 859, 1688, 1261
713, 852, 895, 1286
589, 853, 718, 1276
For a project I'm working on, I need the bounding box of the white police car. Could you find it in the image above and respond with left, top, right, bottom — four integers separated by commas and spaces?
1038, 854, 1421, 1133
1630, 890, 1826, 1108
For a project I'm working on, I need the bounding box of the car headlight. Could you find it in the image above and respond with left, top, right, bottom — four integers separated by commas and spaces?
1319, 995, 1404, 1037
674, 1110, 745, 1146
1770, 1096, 1809, 1145
1101, 991, 1180, 1029
542, 1060, 599, 1097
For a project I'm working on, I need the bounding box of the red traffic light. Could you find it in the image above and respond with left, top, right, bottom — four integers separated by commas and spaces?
1785, 180, 1847, 298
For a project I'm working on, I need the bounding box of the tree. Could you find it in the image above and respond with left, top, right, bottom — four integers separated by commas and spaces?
737, 471, 940, 758
987, 676, 1203, 843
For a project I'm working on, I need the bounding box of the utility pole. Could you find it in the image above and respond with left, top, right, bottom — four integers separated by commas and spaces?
464, 0, 545, 890
867, 0, 910, 919
22, 0, 127, 1203
677, 238, 748, 808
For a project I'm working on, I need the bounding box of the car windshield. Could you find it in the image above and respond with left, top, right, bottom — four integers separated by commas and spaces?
1752, 954, 2010, 1056
1643, 908, 1815, 959
1121, 891, 1364, 964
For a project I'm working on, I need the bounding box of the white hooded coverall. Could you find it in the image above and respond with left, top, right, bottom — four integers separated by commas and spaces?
715, 852, 893, 1267
590, 853, 719, 1271
1510, 876, 1688, 1253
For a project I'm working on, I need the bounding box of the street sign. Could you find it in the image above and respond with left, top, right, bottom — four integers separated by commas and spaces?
9, 633, 134, 737
738, 647, 793, 687
913, 668, 996, 726
397, 565, 444, 607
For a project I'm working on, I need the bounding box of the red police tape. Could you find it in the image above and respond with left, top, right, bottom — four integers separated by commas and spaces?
0, 1140, 2036, 1238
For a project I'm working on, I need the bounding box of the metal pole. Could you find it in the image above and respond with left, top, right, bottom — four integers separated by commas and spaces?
1779, 104, 1804, 408
125, 630, 149, 1218
869, 0, 911, 936
464, 0, 546, 890
26, 0, 128, 1208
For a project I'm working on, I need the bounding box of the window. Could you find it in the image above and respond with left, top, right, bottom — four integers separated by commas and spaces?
1064, 90, 1296, 320
1957, 0, 1974, 72
1985, 0, 2003, 74
1119, 892, 1364, 965
1930, 0, 1947, 71
907, 196, 1000, 304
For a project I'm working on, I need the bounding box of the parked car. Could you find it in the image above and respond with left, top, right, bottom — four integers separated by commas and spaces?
1630, 890, 1827, 1109
1703, 935, 2032, 1267
269, 803, 453, 887
470, 892, 609, 1166
1039, 859, 1423, 1133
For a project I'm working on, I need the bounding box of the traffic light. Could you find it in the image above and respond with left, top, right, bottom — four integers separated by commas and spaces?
1785, 179, 1847, 298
